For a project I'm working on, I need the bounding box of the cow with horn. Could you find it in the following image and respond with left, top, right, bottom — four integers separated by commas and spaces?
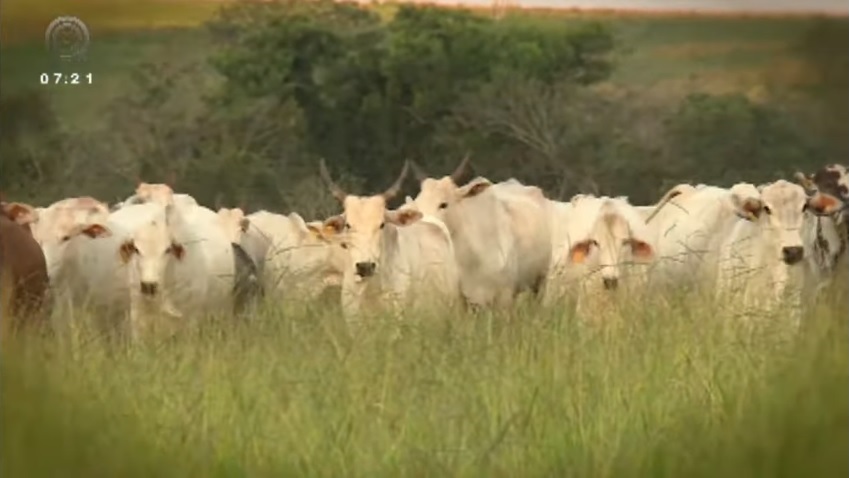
312, 159, 461, 320
408, 154, 552, 308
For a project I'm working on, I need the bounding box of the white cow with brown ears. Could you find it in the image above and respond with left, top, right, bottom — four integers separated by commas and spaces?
543, 194, 656, 314
50, 201, 239, 339
315, 159, 460, 320
409, 156, 552, 309
716, 180, 809, 321
27, 196, 111, 281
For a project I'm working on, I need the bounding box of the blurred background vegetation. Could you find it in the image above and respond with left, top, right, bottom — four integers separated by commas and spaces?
2, 0, 847, 216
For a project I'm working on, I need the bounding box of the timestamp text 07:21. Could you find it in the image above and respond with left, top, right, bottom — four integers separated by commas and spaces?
40, 73, 94, 85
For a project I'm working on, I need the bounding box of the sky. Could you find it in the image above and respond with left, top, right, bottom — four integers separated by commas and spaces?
390, 0, 849, 14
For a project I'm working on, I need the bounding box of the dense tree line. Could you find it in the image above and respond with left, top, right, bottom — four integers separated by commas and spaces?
1, 1, 842, 213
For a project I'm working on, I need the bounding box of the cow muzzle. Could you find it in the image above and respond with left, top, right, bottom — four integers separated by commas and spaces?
355, 261, 377, 278
602, 277, 619, 291
140, 281, 159, 296
781, 246, 804, 265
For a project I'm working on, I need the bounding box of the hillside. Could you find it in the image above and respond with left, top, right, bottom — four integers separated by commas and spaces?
2, 1, 840, 131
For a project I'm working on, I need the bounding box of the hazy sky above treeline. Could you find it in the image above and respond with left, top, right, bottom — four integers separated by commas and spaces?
393, 0, 849, 13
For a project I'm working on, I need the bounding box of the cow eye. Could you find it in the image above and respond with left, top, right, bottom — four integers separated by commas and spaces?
380, 222, 385, 229
438, 202, 448, 210
61, 235, 71, 242
763, 206, 772, 215
340, 243, 349, 249
344, 223, 351, 230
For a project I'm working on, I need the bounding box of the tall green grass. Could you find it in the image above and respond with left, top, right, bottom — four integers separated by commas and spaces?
2, 286, 847, 477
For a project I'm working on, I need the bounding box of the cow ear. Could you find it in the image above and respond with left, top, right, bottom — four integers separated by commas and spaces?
323, 215, 346, 235
568, 240, 595, 264
732, 196, 763, 222
62, 224, 111, 242
168, 241, 186, 260
306, 223, 324, 240
119, 240, 137, 263
80, 223, 112, 239
387, 208, 422, 227
807, 192, 842, 215
458, 178, 492, 199
626, 238, 654, 261
4, 202, 38, 225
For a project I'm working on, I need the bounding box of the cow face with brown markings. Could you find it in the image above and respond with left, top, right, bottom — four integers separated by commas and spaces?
795, 164, 849, 221
317, 159, 420, 281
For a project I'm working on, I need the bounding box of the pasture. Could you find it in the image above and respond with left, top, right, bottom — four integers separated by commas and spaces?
3, 285, 848, 477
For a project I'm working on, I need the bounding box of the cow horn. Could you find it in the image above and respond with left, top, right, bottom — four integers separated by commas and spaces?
794, 171, 816, 192
165, 170, 177, 188
410, 160, 428, 182
318, 159, 347, 203
645, 184, 692, 224
382, 160, 410, 201
449, 153, 471, 184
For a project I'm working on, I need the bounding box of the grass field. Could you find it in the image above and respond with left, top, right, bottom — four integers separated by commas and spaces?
1, 0, 842, 133
2, 286, 847, 477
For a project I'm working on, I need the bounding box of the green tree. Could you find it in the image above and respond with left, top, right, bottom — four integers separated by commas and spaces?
663, 93, 826, 187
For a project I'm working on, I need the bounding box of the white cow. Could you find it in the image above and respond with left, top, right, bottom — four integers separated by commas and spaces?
408, 156, 552, 308
28, 196, 111, 280
237, 209, 345, 301
50, 202, 237, 338
715, 180, 809, 320
117, 185, 259, 308
643, 182, 763, 290
316, 160, 460, 320
543, 194, 656, 314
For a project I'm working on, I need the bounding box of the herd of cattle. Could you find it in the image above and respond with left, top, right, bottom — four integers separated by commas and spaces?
1, 158, 846, 338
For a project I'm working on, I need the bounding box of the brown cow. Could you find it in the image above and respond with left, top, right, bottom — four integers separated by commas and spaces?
1, 202, 50, 334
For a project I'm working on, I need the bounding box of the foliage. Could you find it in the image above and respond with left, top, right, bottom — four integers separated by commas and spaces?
662, 92, 825, 187
0, 92, 67, 201
0, 2, 842, 209
792, 17, 849, 160
206, 1, 616, 192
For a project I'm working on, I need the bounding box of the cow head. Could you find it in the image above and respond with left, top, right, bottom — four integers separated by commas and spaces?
757, 180, 808, 266
135, 182, 176, 207
410, 154, 489, 219
29, 198, 110, 246
42, 222, 112, 279
794, 164, 849, 222
318, 159, 420, 280
567, 197, 655, 291
118, 206, 185, 297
